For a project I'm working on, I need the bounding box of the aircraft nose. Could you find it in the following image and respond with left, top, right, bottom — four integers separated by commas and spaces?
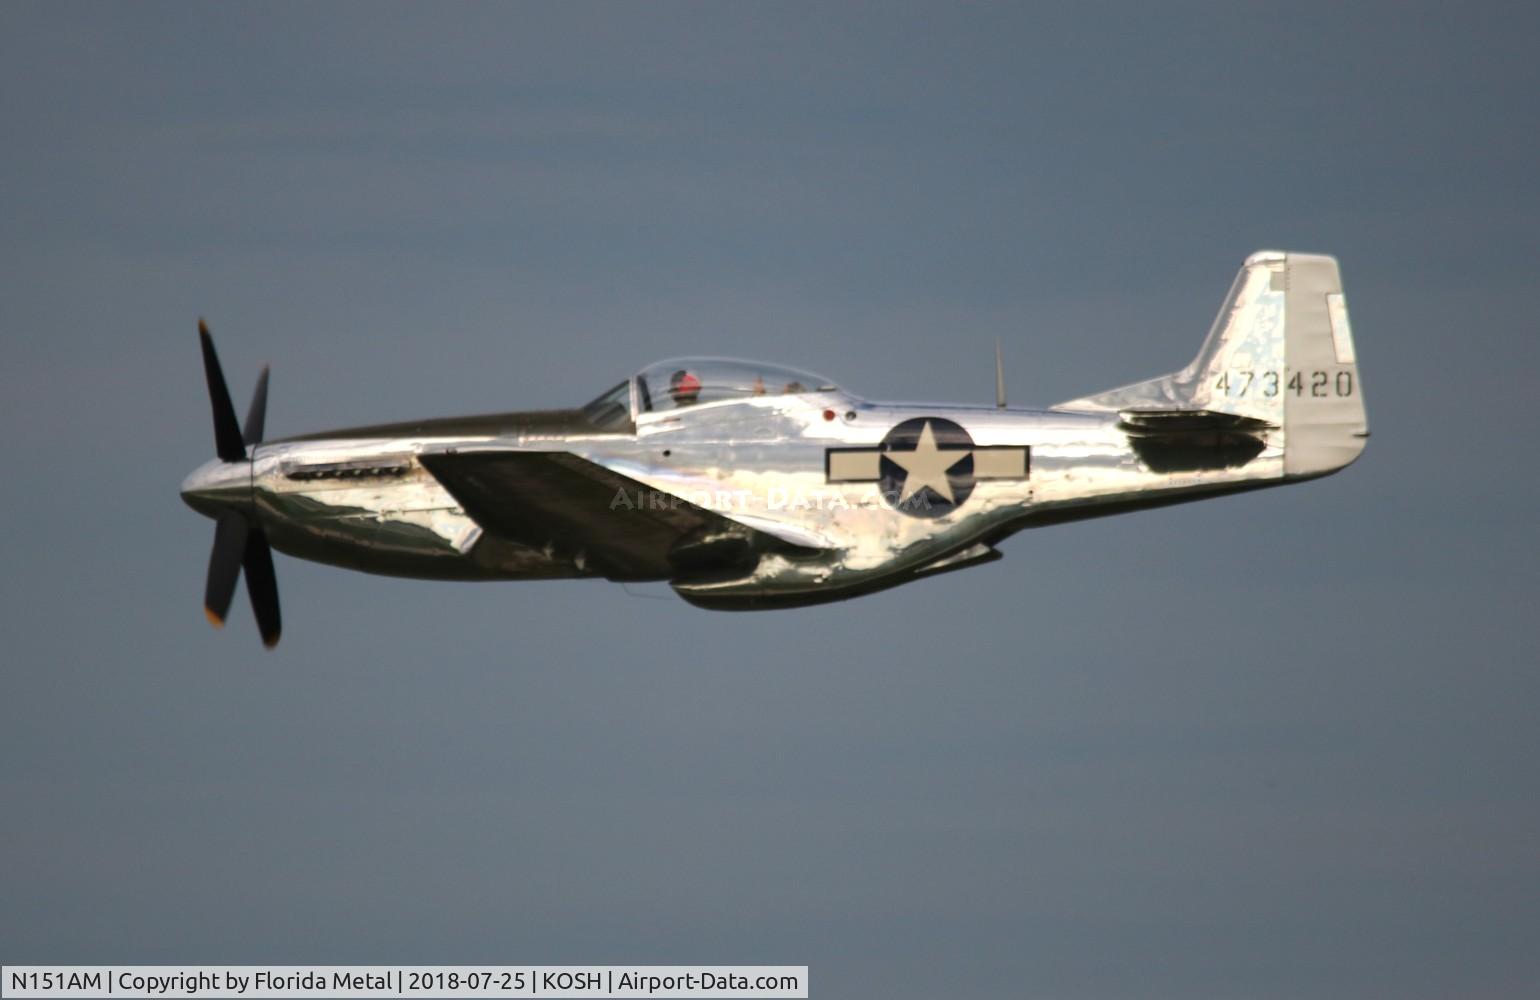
180, 458, 252, 519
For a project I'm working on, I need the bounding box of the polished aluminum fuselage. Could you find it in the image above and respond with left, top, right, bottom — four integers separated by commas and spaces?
184, 391, 1284, 606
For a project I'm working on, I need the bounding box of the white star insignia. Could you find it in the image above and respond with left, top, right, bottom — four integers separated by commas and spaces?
885, 420, 970, 503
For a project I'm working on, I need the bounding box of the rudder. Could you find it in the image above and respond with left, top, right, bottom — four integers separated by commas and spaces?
1278, 252, 1368, 477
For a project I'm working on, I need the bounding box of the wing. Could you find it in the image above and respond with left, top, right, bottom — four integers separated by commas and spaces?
418, 449, 810, 581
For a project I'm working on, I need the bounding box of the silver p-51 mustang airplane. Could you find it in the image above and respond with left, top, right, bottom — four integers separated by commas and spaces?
183, 250, 1367, 646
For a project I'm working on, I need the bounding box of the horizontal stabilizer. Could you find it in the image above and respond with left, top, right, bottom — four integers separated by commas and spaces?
1117, 408, 1271, 473
1117, 409, 1275, 435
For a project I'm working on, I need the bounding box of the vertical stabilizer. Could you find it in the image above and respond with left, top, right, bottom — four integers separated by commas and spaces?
1055, 250, 1367, 478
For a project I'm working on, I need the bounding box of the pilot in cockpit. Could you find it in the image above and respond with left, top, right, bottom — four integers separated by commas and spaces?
669, 368, 702, 406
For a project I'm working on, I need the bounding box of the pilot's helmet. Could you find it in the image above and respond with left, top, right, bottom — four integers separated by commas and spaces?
670, 369, 702, 405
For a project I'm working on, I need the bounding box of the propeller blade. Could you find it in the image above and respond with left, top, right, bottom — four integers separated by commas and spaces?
204, 511, 249, 628
243, 526, 282, 649
199, 320, 247, 462
243, 366, 270, 446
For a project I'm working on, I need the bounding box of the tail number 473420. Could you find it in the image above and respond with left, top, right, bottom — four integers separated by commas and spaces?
1215, 369, 1354, 398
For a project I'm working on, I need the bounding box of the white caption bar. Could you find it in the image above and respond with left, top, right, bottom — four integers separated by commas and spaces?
0, 967, 808, 999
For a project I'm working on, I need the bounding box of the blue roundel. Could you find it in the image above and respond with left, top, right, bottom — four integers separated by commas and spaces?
878, 417, 976, 518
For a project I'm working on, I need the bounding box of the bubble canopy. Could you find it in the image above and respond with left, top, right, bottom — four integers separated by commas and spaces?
632, 357, 839, 412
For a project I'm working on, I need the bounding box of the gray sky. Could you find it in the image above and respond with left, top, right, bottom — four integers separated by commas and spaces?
2, 3, 1537, 997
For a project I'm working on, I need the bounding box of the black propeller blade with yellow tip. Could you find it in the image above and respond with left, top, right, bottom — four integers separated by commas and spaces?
197, 321, 282, 648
